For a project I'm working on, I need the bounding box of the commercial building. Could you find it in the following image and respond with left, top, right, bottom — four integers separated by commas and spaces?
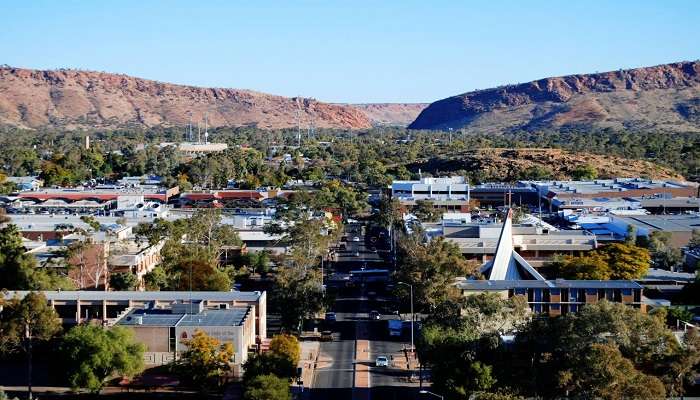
117, 301, 256, 374
391, 176, 471, 212
0, 290, 267, 341
455, 209, 644, 316
529, 178, 697, 211
443, 216, 597, 264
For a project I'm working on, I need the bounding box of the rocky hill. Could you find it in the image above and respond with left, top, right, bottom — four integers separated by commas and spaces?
0, 67, 372, 130
350, 103, 427, 126
409, 61, 700, 133
408, 148, 684, 181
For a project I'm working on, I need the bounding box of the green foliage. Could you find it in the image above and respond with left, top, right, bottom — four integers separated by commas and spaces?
558, 343, 665, 400
0, 292, 61, 353
413, 200, 440, 222
174, 329, 234, 390
134, 209, 240, 291
80, 215, 101, 231
570, 163, 598, 180
549, 242, 650, 280
395, 234, 479, 312
243, 374, 291, 400
0, 224, 74, 290
647, 231, 684, 270
272, 265, 326, 331
419, 293, 529, 399
109, 272, 138, 291
60, 325, 145, 393
242, 352, 297, 383
269, 334, 301, 365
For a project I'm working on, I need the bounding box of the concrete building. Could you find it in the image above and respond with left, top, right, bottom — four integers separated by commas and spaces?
6, 176, 43, 191
442, 218, 597, 264
109, 240, 166, 289
0, 290, 267, 341
529, 178, 698, 210
455, 209, 644, 316
117, 301, 256, 374
391, 176, 471, 212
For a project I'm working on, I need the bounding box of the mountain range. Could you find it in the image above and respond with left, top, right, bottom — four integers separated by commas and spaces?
410, 61, 700, 133
1, 61, 699, 133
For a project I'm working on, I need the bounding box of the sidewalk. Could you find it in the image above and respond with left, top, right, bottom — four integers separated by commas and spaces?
298, 340, 320, 389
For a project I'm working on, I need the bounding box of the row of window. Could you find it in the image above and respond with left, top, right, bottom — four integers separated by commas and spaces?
511, 288, 642, 303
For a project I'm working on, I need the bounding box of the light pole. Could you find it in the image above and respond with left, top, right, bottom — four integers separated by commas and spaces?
397, 281, 414, 351
419, 390, 444, 400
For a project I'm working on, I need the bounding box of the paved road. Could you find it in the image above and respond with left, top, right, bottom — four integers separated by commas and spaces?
311, 223, 423, 399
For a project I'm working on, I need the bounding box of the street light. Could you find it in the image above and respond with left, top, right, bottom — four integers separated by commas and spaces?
419, 390, 444, 400
397, 281, 414, 351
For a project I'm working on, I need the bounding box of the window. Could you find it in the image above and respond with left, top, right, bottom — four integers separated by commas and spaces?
169, 327, 176, 352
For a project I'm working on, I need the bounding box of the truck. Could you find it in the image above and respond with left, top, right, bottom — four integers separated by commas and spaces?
388, 319, 403, 337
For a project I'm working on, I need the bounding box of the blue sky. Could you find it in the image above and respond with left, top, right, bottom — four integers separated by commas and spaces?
1, 1, 698, 103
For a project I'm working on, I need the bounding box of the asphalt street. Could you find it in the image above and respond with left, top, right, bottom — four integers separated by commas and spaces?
310, 224, 423, 400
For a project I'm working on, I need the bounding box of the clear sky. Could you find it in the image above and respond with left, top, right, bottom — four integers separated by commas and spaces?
1, 1, 698, 103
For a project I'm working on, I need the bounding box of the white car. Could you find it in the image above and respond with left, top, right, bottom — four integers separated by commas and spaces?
352, 236, 360, 242
375, 356, 389, 367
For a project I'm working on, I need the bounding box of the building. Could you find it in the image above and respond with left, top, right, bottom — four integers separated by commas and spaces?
6, 176, 43, 191
117, 301, 256, 374
109, 240, 165, 289
0, 290, 267, 341
455, 209, 644, 316
391, 176, 471, 212
442, 216, 597, 264
470, 183, 539, 207
529, 178, 698, 211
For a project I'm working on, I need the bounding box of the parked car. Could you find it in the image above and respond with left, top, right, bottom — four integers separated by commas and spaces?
352, 236, 360, 242
375, 356, 389, 367
369, 310, 380, 320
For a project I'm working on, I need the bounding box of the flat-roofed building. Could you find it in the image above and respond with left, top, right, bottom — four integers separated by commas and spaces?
443, 219, 597, 264
391, 176, 471, 212
528, 178, 698, 210
455, 209, 644, 316
116, 301, 256, 374
0, 290, 267, 341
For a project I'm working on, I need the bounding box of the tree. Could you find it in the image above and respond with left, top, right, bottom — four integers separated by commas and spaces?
570, 164, 598, 180
80, 215, 101, 231
272, 266, 326, 331
413, 200, 440, 222
688, 229, 700, 251
418, 293, 529, 399
242, 352, 297, 383
174, 329, 233, 390
0, 224, 74, 290
243, 374, 291, 400
269, 334, 301, 365
395, 234, 479, 311
109, 272, 137, 291
0, 292, 61, 400
60, 325, 145, 393
549, 243, 650, 280
647, 231, 683, 270
171, 256, 231, 291
558, 343, 665, 400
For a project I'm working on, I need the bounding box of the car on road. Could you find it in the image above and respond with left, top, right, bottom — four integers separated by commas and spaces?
375, 356, 389, 367
352, 236, 360, 242
369, 310, 380, 320
320, 330, 334, 342
324, 312, 337, 322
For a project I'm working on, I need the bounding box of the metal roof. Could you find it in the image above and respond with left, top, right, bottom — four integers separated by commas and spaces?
117, 307, 250, 327
2, 290, 264, 302
456, 279, 643, 290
